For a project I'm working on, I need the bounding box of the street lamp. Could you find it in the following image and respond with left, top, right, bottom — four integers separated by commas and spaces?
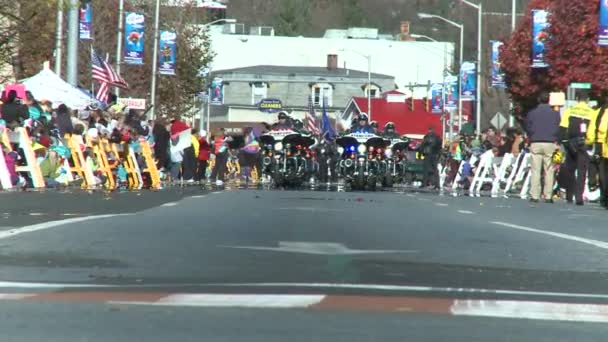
410, 33, 438, 42
454, 0, 482, 136
418, 13, 464, 134
197, 18, 236, 134
339, 48, 372, 121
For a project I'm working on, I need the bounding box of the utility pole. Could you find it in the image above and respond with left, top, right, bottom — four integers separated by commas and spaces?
115, 0, 125, 97
66, 0, 79, 86
54, 0, 64, 76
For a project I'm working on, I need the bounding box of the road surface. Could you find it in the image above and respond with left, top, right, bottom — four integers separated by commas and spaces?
0, 187, 607, 341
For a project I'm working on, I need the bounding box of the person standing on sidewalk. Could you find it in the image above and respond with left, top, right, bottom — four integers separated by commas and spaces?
559, 90, 599, 206
196, 130, 211, 182
587, 93, 608, 208
525, 92, 561, 203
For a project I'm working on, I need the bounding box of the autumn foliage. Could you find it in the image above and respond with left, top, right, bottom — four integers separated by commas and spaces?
501, 0, 608, 114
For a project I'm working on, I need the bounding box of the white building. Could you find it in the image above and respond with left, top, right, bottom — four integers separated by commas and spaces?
206, 24, 454, 98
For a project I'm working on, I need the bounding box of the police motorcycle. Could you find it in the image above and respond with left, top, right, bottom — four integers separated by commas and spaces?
383, 136, 411, 187
336, 131, 390, 191
259, 128, 316, 187
311, 138, 339, 184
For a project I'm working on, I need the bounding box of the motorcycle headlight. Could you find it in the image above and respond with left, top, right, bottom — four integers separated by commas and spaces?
274, 142, 283, 151
385, 149, 393, 158
357, 144, 367, 154
321, 148, 326, 154
337, 146, 344, 154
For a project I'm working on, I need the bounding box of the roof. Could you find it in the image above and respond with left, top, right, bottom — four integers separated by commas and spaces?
214, 65, 394, 80
351, 96, 442, 136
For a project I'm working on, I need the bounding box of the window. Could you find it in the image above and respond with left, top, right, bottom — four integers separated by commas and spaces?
251, 82, 267, 105
311, 83, 332, 107
364, 84, 381, 98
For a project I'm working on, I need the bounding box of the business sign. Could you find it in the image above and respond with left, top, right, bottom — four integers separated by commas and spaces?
117, 98, 146, 110
430, 84, 443, 113
459, 62, 476, 100
124, 12, 145, 65
600, 1, 608, 46
210, 78, 224, 105
258, 99, 283, 113
531, 9, 550, 68
490, 41, 506, 88
79, 2, 92, 40
444, 74, 459, 110
159, 31, 177, 75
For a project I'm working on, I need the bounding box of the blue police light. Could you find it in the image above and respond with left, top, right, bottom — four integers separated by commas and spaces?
349, 146, 356, 152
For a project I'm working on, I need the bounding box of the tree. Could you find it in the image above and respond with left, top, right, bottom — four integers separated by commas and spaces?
13, 0, 214, 119
500, 0, 555, 115
501, 0, 608, 115
275, 0, 311, 36
342, 0, 367, 28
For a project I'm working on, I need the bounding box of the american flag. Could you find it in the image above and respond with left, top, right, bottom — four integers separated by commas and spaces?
306, 96, 320, 135
91, 49, 129, 103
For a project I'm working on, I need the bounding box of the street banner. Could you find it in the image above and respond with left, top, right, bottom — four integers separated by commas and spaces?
124, 12, 145, 65
459, 62, 476, 100
444, 74, 459, 110
430, 84, 443, 113
531, 9, 549, 68
490, 41, 506, 88
117, 98, 146, 110
599, 0, 608, 46
159, 31, 177, 75
210, 78, 224, 105
79, 1, 92, 40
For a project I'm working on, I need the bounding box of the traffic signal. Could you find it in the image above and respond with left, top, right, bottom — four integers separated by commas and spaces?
408, 97, 415, 111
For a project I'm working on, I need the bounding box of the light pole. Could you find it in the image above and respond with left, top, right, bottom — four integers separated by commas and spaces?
418, 13, 464, 134
339, 48, 372, 121
457, 0, 482, 136
115, 0, 125, 97
194, 19, 236, 133
509, 0, 517, 128
66, 0, 79, 86
54, 0, 64, 76
149, 0, 161, 121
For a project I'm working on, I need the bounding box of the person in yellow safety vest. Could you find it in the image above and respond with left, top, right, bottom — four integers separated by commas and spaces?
593, 93, 608, 208
559, 90, 599, 205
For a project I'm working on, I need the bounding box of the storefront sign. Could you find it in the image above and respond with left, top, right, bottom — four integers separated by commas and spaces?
258, 98, 283, 113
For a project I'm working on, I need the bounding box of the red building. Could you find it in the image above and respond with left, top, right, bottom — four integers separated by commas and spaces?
342, 90, 473, 138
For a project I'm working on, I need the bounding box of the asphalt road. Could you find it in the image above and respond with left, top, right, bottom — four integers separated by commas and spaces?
1, 187, 608, 341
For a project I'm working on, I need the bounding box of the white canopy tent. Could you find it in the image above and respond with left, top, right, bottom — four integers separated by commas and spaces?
20, 67, 96, 110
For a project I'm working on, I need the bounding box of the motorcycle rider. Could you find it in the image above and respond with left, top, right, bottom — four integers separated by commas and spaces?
272, 111, 294, 130
382, 122, 400, 139
351, 113, 375, 134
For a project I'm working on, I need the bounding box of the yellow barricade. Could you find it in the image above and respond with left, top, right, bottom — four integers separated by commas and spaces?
86, 138, 115, 190
66, 134, 96, 189
9, 128, 45, 189
139, 140, 161, 189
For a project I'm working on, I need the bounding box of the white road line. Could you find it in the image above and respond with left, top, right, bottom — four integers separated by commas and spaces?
0, 214, 133, 240
29, 213, 44, 216
0, 281, 112, 289
458, 210, 475, 215
277, 207, 345, 212
435, 203, 449, 207
490, 221, 608, 250
207, 283, 608, 301
452, 300, 608, 323
190, 195, 207, 199
111, 294, 325, 308
211, 191, 223, 195
160, 202, 179, 207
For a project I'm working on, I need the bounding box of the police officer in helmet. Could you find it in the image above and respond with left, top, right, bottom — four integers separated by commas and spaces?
352, 113, 374, 134
382, 122, 400, 139
273, 111, 294, 130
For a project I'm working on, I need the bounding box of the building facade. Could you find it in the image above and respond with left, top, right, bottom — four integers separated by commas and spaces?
206, 60, 395, 132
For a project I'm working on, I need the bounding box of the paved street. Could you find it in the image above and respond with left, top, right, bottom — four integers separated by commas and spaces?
1, 188, 608, 341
